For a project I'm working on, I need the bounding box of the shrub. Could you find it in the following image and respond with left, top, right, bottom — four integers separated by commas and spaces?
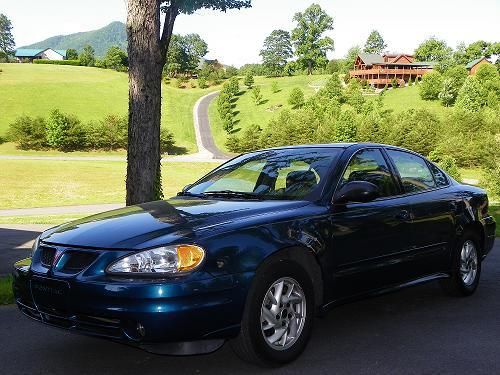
87, 115, 128, 150
419, 71, 443, 100
320, 74, 343, 101
7, 116, 49, 150
244, 73, 254, 89
288, 88, 305, 109
173, 78, 182, 88
160, 127, 176, 154
46, 109, 87, 151
391, 78, 398, 88
33, 59, 81, 66
388, 108, 441, 156
455, 76, 485, 112
344, 80, 365, 112
102, 46, 128, 71
227, 77, 240, 96
439, 78, 458, 107
271, 81, 280, 94
334, 106, 358, 142
198, 77, 208, 89
79, 45, 96, 67
482, 164, 500, 198
252, 86, 263, 105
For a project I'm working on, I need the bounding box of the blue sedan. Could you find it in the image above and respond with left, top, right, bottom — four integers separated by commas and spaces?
12, 143, 496, 366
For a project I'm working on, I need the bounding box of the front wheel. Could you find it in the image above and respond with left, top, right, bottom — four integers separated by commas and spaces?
230, 261, 314, 366
440, 231, 482, 297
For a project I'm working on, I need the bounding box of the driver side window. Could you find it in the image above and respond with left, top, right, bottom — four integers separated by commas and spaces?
342, 149, 398, 198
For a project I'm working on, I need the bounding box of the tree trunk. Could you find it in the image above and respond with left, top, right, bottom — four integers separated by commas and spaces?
308, 60, 313, 75
125, 1, 177, 206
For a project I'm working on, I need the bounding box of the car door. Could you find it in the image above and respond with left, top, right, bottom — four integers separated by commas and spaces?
327, 148, 413, 298
385, 149, 456, 275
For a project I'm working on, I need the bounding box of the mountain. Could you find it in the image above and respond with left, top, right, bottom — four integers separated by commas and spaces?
20, 21, 127, 57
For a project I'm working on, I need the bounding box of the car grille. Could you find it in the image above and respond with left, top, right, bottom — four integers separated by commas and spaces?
40, 246, 57, 267
39, 244, 99, 273
16, 299, 124, 340
61, 251, 99, 273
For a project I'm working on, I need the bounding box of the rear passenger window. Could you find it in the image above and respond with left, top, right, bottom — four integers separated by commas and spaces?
387, 150, 436, 193
341, 149, 398, 198
429, 163, 450, 187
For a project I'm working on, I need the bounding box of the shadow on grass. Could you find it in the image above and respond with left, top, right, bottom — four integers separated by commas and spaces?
0, 275, 14, 305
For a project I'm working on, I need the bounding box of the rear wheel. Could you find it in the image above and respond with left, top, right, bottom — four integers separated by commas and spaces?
440, 231, 481, 296
230, 261, 314, 366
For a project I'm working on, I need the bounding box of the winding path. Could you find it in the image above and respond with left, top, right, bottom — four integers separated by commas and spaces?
192, 91, 232, 160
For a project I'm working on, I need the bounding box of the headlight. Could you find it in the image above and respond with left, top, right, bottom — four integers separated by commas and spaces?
31, 235, 40, 257
107, 245, 205, 275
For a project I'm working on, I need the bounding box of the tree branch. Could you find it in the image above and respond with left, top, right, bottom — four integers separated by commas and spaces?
159, 2, 179, 60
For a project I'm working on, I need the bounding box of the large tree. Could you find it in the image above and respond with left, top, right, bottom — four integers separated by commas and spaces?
165, 33, 208, 77
291, 3, 334, 75
0, 14, 15, 56
260, 29, 293, 77
126, 0, 251, 205
414, 37, 452, 62
363, 30, 386, 54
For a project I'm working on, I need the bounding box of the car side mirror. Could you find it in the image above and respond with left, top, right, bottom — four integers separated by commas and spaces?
333, 181, 380, 204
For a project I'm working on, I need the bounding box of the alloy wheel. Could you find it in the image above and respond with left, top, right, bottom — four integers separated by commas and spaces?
460, 240, 478, 286
260, 277, 307, 351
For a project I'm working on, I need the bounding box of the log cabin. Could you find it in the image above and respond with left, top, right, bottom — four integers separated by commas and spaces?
350, 53, 434, 87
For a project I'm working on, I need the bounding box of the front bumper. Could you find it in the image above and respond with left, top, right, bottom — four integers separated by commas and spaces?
12, 259, 253, 354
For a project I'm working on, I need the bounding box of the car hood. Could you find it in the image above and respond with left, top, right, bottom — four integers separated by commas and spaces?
40, 198, 310, 249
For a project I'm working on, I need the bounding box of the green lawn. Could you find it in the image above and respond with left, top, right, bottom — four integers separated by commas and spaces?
0, 159, 219, 209
210, 75, 329, 152
0, 276, 14, 305
382, 85, 450, 117
0, 64, 219, 153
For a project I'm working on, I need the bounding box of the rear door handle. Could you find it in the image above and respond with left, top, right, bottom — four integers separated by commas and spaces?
395, 209, 411, 221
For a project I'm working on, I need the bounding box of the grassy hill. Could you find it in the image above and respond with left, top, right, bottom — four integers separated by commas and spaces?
20, 21, 126, 57
0, 63, 218, 153
209, 79, 451, 152
382, 85, 450, 117
209, 75, 329, 151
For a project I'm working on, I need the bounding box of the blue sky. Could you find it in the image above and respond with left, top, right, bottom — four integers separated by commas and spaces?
4, 0, 499, 66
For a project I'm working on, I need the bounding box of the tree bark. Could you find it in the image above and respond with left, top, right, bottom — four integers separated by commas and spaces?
126, 0, 177, 206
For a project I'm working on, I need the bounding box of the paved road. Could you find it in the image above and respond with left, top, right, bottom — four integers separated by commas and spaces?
0, 225, 52, 275
195, 91, 232, 160
0, 236, 498, 374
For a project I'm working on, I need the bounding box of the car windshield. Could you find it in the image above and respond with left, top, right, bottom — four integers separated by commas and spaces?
184, 148, 342, 201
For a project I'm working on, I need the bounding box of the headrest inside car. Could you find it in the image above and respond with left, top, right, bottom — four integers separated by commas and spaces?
286, 170, 317, 193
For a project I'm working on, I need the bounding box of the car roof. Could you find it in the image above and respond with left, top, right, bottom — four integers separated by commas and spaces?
260, 143, 414, 153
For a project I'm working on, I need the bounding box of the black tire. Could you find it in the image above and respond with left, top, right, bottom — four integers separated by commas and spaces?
230, 260, 315, 367
440, 230, 482, 297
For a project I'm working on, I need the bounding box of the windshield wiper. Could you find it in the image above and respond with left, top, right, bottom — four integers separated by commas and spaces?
177, 191, 205, 198
203, 190, 262, 200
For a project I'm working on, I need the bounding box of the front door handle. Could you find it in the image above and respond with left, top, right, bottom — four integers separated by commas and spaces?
395, 209, 411, 221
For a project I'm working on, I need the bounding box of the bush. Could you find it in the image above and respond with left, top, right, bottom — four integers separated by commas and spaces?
288, 88, 305, 109
252, 86, 263, 105
388, 108, 441, 156
419, 71, 443, 100
160, 127, 176, 154
244, 73, 254, 89
46, 109, 87, 151
102, 46, 128, 71
455, 76, 486, 112
33, 59, 81, 66
482, 164, 500, 198
198, 77, 208, 89
7, 116, 49, 150
271, 81, 280, 94
87, 115, 127, 150
439, 78, 458, 107
391, 78, 398, 88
